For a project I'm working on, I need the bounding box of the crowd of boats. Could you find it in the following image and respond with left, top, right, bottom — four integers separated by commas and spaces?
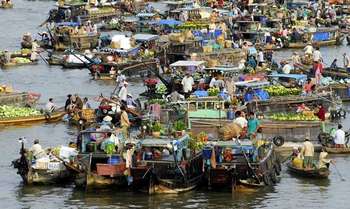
1, 0, 350, 195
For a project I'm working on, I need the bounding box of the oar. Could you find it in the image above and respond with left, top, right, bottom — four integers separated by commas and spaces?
331, 161, 346, 181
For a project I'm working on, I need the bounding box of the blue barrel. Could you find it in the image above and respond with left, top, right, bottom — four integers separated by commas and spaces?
108, 155, 121, 165
203, 147, 212, 160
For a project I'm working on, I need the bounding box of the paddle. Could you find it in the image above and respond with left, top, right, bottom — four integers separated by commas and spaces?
331, 161, 346, 181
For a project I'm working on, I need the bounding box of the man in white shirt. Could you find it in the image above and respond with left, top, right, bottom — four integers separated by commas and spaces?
282, 62, 293, 74
313, 47, 322, 62
334, 124, 346, 147
233, 111, 248, 128
118, 81, 128, 102
45, 98, 56, 119
181, 73, 194, 98
30, 139, 47, 159
304, 44, 313, 57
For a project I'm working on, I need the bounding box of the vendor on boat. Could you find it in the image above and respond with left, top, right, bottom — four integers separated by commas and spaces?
82, 97, 91, 109
65, 94, 72, 111
181, 72, 194, 98
315, 104, 326, 132
343, 53, 350, 73
126, 94, 137, 109
118, 81, 128, 103
30, 40, 40, 61
318, 148, 333, 169
303, 78, 314, 95
301, 137, 314, 169
45, 98, 56, 118
120, 105, 130, 139
304, 43, 313, 58
334, 124, 346, 148
247, 112, 260, 138
30, 139, 47, 160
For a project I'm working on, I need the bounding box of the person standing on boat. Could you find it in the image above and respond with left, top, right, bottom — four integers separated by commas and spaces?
334, 124, 346, 148
120, 105, 130, 139
82, 97, 91, 109
301, 137, 314, 169
181, 72, 194, 98
304, 43, 313, 59
314, 59, 323, 85
45, 98, 56, 118
247, 112, 260, 138
343, 53, 350, 73
64, 94, 72, 111
313, 47, 322, 63
115, 70, 126, 93
315, 104, 326, 132
118, 81, 128, 103
30, 40, 40, 61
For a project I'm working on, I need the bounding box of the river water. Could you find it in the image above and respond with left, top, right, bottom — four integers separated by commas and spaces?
1, 1, 350, 208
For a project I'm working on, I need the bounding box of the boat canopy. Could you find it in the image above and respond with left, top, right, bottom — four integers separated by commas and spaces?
133, 34, 159, 42
170, 60, 206, 67
235, 80, 270, 89
56, 22, 80, 27
268, 73, 307, 81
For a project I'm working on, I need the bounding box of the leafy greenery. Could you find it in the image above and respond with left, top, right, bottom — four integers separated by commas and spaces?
152, 121, 162, 132
174, 120, 186, 131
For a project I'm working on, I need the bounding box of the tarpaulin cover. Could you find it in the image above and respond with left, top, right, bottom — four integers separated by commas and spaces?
312, 32, 330, 41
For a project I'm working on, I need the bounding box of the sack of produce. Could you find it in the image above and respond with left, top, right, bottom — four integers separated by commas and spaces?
203, 45, 212, 53
111, 41, 121, 49
218, 123, 242, 140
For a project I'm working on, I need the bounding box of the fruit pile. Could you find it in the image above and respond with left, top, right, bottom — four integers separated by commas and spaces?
155, 83, 167, 95
264, 85, 301, 96
269, 112, 319, 121
0, 105, 41, 119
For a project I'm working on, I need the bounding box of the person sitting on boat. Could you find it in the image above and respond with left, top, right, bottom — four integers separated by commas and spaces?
281, 60, 293, 74
318, 148, 333, 169
82, 97, 91, 109
290, 28, 302, 43
3, 50, 11, 64
301, 137, 314, 169
30, 139, 47, 160
291, 52, 303, 69
303, 78, 313, 95
292, 147, 303, 169
304, 43, 313, 59
330, 59, 338, 69
334, 124, 346, 148
126, 94, 137, 109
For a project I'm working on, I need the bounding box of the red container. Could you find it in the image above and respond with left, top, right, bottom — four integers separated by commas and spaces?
96, 163, 126, 176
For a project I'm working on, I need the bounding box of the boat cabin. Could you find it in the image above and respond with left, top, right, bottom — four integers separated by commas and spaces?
130, 134, 203, 194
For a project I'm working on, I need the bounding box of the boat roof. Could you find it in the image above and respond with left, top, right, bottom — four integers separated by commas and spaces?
205, 66, 241, 73
136, 13, 156, 17
163, 0, 194, 5
268, 73, 307, 80
235, 80, 270, 88
170, 60, 206, 67
152, 19, 183, 26
211, 140, 253, 147
133, 34, 159, 42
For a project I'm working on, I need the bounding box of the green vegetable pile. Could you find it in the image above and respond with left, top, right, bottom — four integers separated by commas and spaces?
269, 112, 319, 121
0, 105, 41, 119
264, 85, 301, 96
208, 87, 220, 96
13, 57, 31, 64
155, 83, 167, 95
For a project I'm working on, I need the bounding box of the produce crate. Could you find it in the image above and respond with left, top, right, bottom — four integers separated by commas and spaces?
96, 163, 126, 176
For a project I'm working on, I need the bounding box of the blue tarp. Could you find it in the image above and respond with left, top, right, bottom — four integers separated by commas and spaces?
157, 19, 182, 26
313, 32, 330, 42
268, 73, 307, 82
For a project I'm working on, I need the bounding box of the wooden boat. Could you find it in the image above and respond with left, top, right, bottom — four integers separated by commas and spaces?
130, 135, 203, 194
324, 146, 350, 154
89, 59, 158, 80
1, 60, 38, 69
0, 2, 13, 9
205, 141, 281, 191
12, 141, 73, 184
0, 109, 65, 125
283, 28, 344, 49
72, 130, 128, 188
287, 161, 330, 178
